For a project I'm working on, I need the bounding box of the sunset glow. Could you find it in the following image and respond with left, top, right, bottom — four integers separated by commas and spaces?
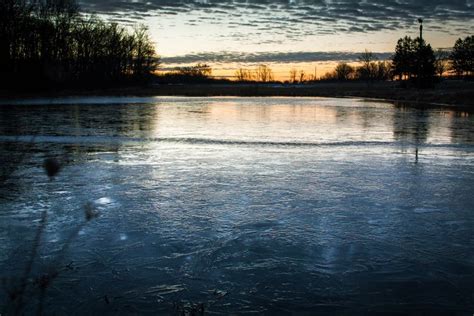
87, 0, 474, 79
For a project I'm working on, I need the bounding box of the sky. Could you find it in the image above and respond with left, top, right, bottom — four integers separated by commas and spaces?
79, 0, 474, 79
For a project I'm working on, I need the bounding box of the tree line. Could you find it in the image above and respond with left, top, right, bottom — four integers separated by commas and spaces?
156, 63, 217, 83
213, 35, 473, 85
320, 35, 473, 87
156, 63, 278, 83
234, 65, 275, 82
0, 0, 158, 90
323, 51, 392, 82
166, 32, 471, 86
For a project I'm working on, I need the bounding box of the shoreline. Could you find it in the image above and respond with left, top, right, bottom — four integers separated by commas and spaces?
1, 81, 473, 109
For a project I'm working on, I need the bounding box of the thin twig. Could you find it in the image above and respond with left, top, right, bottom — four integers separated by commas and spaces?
14, 210, 47, 315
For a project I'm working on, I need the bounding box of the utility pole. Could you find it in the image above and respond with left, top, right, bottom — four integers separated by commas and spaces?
417, 18, 424, 88
418, 18, 423, 41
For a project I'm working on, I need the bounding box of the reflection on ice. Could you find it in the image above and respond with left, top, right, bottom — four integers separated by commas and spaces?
119, 233, 128, 241
95, 197, 113, 205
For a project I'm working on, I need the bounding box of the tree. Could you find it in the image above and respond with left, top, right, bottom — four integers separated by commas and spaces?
194, 63, 212, 77
358, 49, 378, 81
450, 36, 474, 78
289, 68, 297, 83
375, 61, 392, 80
391, 36, 435, 87
392, 36, 417, 80
176, 63, 212, 77
132, 25, 158, 78
334, 62, 354, 80
434, 49, 450, 78
0, 0, 159, 89
255, 64, 274, 82
235, 68, 253, 81
414, 38, 436, 87
299, 70, 306, 83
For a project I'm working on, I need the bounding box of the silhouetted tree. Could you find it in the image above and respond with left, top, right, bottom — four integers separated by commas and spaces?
175, 63, 212, 77
235, 68, 253, 81
357, 49, 378, 81
299, 70, 306, 83
158, 63, 214, 83
434, 49, 450, 78
375, 61, 392, 80
450, 36, 474, 78
414, 39, 436, 87
132, 25, 158, 78
320, 72, 335, 80
392, 36, 417, 80
334, 62, 354, 80
392, 36, 435, 87
0, 0, 158, 90
289, 68, 297, 83
255, 64, 274, 82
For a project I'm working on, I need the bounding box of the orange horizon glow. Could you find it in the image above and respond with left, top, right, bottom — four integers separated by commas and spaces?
157, 61, 378, 81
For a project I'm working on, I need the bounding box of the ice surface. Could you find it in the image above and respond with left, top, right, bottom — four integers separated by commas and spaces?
0, 97, 473, 314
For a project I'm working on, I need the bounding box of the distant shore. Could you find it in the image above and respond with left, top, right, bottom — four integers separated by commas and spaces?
1, 80, 473, 108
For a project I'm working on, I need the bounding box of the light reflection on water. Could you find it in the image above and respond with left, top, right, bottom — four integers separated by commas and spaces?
0, 97, 473, 314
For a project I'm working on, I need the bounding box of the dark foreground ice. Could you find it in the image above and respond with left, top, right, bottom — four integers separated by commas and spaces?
0, 97, 473, 314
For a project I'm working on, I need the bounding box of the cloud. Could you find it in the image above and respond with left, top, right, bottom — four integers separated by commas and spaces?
80, 0, 474, 21
160, 50, 394, 65
78, 0, 474, 51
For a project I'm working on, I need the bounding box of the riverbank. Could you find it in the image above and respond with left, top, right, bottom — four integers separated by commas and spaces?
2, 80, 473, 108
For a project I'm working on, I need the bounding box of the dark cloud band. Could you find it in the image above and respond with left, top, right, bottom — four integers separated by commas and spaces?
161, 51, 394, 65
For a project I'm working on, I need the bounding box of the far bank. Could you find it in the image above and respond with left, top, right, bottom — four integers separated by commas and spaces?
1, 80, 473, 108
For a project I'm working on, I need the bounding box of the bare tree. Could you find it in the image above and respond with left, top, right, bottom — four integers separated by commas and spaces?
299, 70, 306, 83
358, 49, 378, 81
255, 64, 274, 82
0, 0, 159, 89
289, 68, 297, 83
132, 24, 158, 77
334, 62, 354, 80
434, 49, 449, 78
235, 68, 253, 81
175, 63, 212, 77
375, 61, 392, 80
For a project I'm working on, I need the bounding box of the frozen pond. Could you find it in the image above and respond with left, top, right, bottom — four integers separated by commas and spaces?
0, 97, 473, 314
